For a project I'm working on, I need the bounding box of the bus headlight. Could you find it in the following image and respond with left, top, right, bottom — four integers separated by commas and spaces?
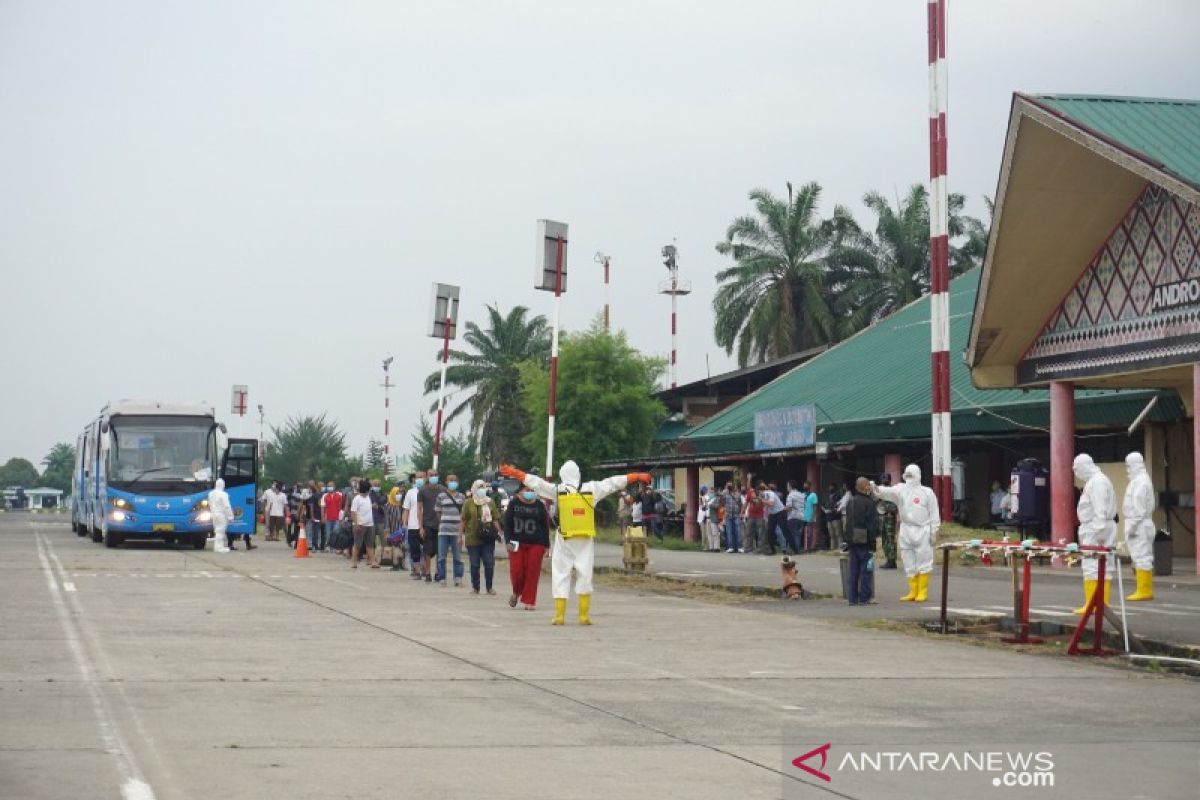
111, 510, 127, 522
195, 510, 212, 522
190, 499, 209, 512
111, 497, 133, 511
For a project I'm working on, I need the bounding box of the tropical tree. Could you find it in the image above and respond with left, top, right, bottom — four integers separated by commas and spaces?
830, 185, 986, 334
40, 443, 76, 493
951, 195, 994, 276
365, 438, 387, 472
407, 417, 484, 482
518, 322, 666, 478
0, 457, 39, 487
262, 414, 351, 485
712, 181, 859, 367
423, 304, 550, 467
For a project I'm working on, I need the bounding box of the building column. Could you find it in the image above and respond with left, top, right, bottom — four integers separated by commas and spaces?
684, 465, 700, 542
1050, 381, 1076, 546
883, 453, 904, 484
1194, 364, 1199, 576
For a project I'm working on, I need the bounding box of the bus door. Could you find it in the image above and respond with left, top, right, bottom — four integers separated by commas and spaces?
220, 439, 258, 536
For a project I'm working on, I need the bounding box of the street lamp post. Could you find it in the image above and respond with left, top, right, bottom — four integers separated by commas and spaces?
659, 244, 691, 388
428, 284, 461, 473
594, 251, 611, 332
381, 356, 394, 475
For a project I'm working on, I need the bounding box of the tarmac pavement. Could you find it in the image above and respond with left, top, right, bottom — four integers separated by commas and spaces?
2, 515, 1197, 800
593, 542, 1200, 647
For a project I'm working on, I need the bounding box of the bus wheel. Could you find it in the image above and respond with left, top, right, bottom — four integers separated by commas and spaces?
75, 521, 87, 536
104, 529, 123, 548
91, 525, 103, 544
192, 534, 207, 550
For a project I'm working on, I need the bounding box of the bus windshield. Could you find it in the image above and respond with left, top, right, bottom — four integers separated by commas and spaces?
108, 416, 215, 490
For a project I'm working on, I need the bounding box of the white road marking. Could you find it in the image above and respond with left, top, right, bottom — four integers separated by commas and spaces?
35, 535, 158, 800
322, 575, 368, 591
922, 606, 1004, 617
63, 581, 76, 592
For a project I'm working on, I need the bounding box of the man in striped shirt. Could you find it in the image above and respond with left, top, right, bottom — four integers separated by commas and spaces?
435, 474, 466, 587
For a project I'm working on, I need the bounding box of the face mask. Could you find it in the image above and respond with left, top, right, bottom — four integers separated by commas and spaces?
429, 476, 439, 485
447, 481, 459, 491
522, 491, 537, 502
474, 488, 488, 499
414, 478, 425, 488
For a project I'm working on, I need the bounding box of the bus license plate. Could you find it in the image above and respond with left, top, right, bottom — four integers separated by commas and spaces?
152, 523, 175, 532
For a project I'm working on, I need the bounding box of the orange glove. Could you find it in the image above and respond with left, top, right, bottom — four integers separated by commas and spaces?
626, 472, 653, 486
499, 464, 527, 481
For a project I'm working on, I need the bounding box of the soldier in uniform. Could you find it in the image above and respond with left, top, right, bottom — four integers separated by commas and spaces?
876, 473, 898, 570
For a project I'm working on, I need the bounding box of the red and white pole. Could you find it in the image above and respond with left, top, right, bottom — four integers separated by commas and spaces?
928, 0, 952, 522
604, 256, 611, 332
432, 314, 453, 473
546, 236, 564, 477
670, 273, 678, 388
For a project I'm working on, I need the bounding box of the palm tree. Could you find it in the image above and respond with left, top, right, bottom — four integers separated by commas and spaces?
951, 195, 994, 276
713, 182, 857, 367
423, 304, 550, 467
831, 185, 986, 334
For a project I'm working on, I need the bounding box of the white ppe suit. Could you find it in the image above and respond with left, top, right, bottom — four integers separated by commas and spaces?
1073, 454, 1117, 581
1122, 452, 1156, 572
209, 479, 234, 554
874, 464, 940, 577
522, 461, 631, 599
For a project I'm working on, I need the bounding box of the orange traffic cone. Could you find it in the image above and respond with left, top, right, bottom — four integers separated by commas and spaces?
295, 526, 310, 558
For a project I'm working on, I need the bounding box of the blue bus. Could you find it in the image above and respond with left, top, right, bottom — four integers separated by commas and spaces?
71, 401, 258, 548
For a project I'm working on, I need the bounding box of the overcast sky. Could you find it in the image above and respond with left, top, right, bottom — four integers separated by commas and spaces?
2, 1, 1197, 469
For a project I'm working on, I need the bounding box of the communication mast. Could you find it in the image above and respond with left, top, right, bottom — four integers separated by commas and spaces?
659, 243, 691, 388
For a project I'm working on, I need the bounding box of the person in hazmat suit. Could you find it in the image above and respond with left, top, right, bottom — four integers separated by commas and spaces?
500, 461, 651, 626
1122, 452, 1157, 602
872, 464, 940, 602
1072, 453, 1117, 614
208, 478, 234, 554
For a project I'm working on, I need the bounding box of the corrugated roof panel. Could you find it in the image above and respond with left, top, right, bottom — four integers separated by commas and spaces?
678, 268, 1176, 450
1033, 94, 1200, 190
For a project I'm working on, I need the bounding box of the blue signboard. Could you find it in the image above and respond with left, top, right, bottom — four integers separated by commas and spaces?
754, 405, 815, 451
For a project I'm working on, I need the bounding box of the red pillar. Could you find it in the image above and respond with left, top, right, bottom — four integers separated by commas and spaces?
1050, 381, 1076, 545
883, 453, 904, 484
684, 465, 700, 542
1194, 365, 1199, 576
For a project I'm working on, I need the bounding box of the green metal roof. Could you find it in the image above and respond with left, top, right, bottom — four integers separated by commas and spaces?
1030, 94, 1200, 191
674, 268, 1185, 456
652, 419, 691, 442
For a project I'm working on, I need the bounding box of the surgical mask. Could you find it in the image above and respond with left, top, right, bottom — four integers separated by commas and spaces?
447, 481, 459, 491
474, 488, 488, 499
522, 491, 537, 502
415, 478, 425, 488
429, 476, 439, 485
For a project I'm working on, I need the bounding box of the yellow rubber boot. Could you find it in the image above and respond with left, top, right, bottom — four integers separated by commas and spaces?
551, 598, 566, 626
913, 573, 929, 603
1126, 569, 1154, 601
1102, 580, 1111, 606
578, 594, 592, 626
1073, 579, 1097, 615
899, 576, 917, 602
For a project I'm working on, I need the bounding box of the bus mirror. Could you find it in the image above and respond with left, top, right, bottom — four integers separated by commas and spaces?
101, 421, 110, 434
218, 423, 227, 434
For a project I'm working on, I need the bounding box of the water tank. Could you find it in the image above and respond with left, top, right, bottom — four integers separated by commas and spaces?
950, 459, 966, 502
1009, 458, 1050, 538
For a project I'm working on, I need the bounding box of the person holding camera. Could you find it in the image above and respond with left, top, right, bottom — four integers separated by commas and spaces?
462, 479, 501, 595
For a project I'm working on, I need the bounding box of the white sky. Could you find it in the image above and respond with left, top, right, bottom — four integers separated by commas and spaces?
1, 1, 1198, 467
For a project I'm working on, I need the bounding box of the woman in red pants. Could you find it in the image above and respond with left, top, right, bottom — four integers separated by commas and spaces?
502, 486, 552, 610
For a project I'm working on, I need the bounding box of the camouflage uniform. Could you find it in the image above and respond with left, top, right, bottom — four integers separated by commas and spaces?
877, 498, 898, 565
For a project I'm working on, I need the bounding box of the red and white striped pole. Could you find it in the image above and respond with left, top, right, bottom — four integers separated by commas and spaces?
670, 277, 678, 388
928, 0, 952, 522
382, 358, 393, 469
546, 235, 564, 476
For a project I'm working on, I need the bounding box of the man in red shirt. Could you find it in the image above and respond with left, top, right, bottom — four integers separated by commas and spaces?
322, 482, 343, 553
743, 484, 766, 553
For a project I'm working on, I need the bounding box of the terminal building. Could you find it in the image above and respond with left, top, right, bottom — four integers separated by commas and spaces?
602, 93, 1197, 572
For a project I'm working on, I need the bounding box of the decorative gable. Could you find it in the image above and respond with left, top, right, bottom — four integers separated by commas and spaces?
1018, 184, 1200, 383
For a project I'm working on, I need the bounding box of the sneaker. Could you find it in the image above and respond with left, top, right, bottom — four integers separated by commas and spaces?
471, 589, 480, 595
453, 580, 462, 588
424, 575, 432, 583
737, 548, 746, 553
725, 548, 734, 553
486, 589, 497, 596
508, 593, 519, 608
